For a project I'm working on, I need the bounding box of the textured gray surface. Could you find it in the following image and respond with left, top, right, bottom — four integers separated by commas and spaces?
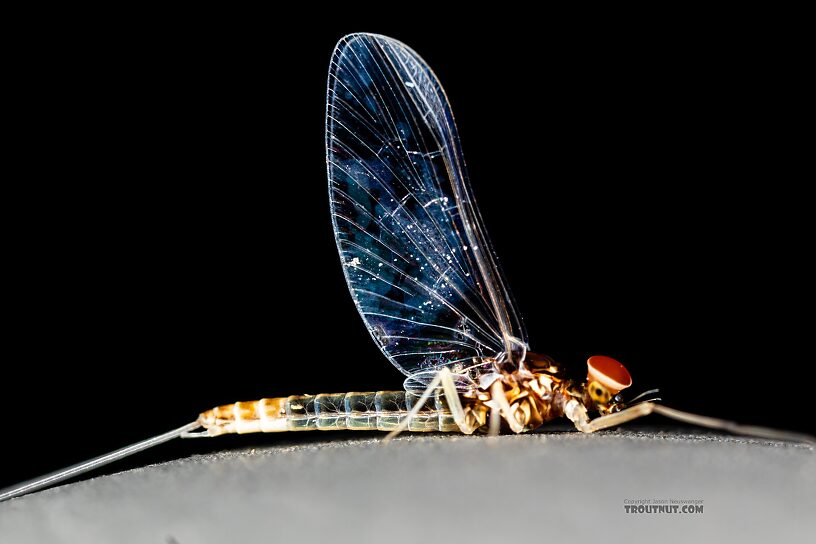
1, 431, 813, 544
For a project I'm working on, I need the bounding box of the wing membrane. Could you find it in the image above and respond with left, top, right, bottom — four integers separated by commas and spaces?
326, 33, 526, 380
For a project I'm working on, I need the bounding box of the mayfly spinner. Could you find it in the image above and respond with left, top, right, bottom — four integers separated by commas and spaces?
2, 33, 811, 502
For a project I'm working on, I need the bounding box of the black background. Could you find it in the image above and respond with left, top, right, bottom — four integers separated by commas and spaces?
3, 12, 811, 489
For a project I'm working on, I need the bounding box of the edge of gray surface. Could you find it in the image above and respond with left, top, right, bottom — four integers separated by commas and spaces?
1, 431, 813, 544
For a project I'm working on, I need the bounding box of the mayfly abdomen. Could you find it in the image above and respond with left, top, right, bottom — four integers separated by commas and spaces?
199, 390, 459, 436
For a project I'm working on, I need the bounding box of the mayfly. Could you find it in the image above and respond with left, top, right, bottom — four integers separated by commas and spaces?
2, 33, 811, 502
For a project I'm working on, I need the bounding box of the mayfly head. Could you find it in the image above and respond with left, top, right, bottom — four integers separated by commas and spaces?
585, 355, 633, 414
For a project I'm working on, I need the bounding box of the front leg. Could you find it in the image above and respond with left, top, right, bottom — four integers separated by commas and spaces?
565, 400, 655, 433
565, 400, 814, 443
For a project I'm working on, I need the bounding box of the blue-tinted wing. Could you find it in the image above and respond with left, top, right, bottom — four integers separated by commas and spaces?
326, 33, 526, 384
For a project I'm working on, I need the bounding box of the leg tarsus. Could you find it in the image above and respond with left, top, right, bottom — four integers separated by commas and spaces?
488, 405, 501, 436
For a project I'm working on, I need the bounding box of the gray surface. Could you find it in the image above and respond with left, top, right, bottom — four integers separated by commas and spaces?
1, 431, 813, 544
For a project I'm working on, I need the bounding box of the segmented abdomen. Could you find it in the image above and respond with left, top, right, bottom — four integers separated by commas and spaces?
199, 391, 459, 436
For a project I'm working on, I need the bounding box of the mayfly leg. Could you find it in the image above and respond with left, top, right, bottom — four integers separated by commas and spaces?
488, 404, 501, 436
489, 379, 523, 434
0, 421, 201, 502
438, 367, 478, 435
569, 401, 815, 444
385, 367, 476, 440
387, 368, 527, 439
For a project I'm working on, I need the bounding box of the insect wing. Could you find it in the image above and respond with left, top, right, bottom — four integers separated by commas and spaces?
326, 33, 526, 385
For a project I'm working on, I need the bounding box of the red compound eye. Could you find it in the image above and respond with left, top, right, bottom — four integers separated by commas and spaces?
587, 355, 632, 394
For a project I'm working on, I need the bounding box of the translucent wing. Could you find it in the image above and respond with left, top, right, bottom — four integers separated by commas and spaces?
326, 33, 526, 385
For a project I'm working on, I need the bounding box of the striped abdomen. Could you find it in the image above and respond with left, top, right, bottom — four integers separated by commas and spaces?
199, 390, 460, 436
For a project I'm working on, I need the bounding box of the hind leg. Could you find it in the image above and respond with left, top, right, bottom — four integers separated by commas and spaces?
385, 368, 480, 439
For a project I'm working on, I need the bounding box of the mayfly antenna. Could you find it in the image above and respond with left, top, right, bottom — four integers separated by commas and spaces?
0, 421, 201, 502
